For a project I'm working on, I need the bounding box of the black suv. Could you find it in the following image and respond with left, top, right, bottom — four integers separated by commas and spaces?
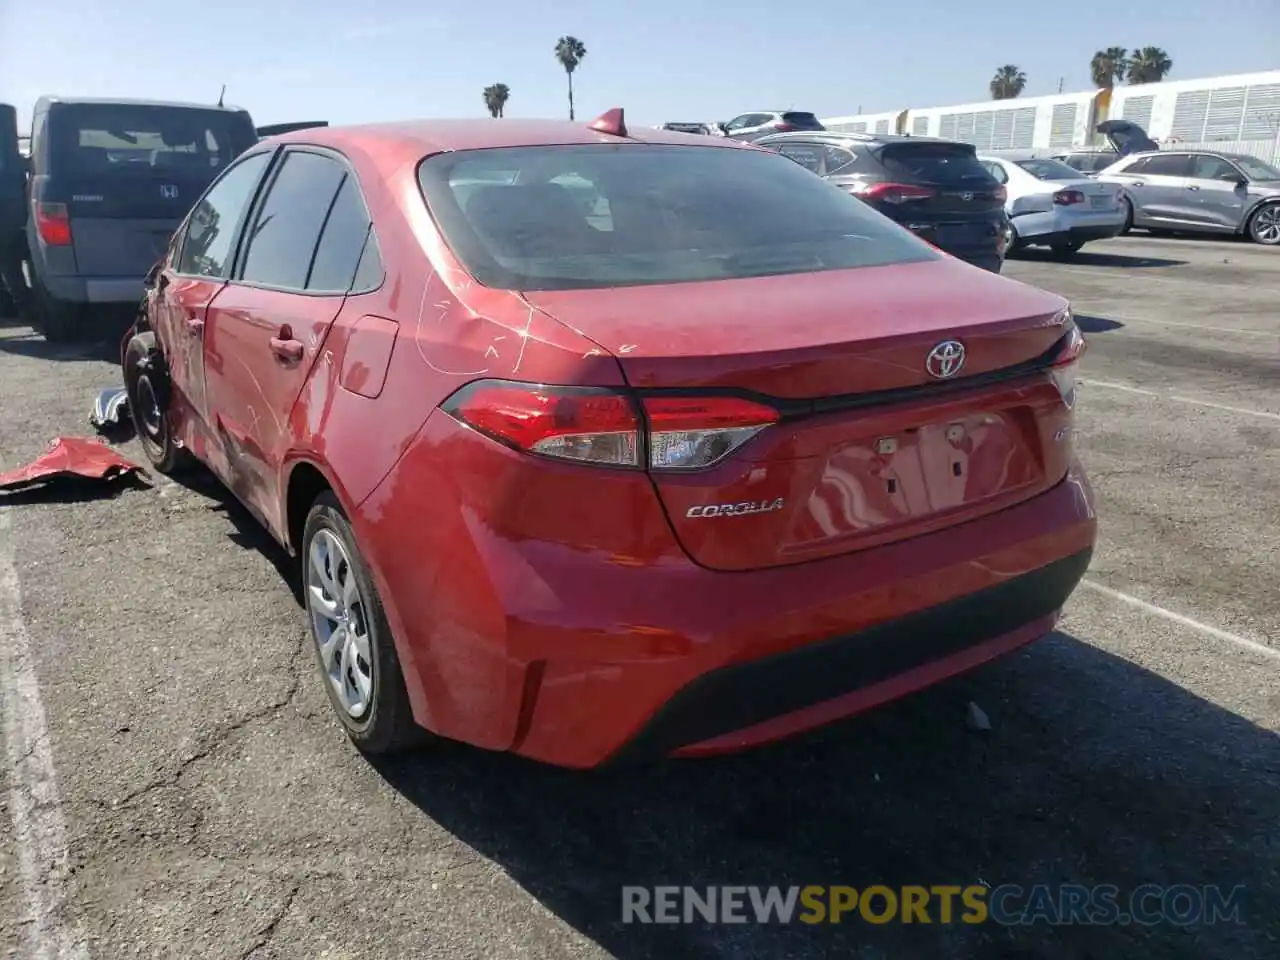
757, 130, 1010, 272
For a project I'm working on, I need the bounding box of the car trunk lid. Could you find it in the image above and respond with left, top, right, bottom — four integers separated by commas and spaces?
524, 257, 1078, 571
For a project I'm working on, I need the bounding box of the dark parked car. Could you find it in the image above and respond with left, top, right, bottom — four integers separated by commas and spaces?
0, 104, 26, 317
717, 111, 825, 142
758, 130, 1010, 272
1051, 119, 1162, 177
8, 96, 258, 340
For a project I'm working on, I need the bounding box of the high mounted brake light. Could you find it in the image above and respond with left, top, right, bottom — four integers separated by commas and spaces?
441, 381, 779, 471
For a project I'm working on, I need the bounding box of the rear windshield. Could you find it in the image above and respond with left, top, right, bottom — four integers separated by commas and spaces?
878, 143, 992, 184
1016, 158, 1085, 181
416, 143, 938, 292
782, 112, 823, 127
49, 104, 257, 177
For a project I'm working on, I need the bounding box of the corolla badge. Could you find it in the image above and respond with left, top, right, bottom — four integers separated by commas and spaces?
686, 498, 785, 519
926, 340, 966, 380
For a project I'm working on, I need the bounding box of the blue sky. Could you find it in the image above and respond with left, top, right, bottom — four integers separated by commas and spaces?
2, 0, 1277, 131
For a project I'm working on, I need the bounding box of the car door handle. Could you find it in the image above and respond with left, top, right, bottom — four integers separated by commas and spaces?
269, 336, 304, 364
1186, 185, 1200, 191
1127, 181, 1144, 187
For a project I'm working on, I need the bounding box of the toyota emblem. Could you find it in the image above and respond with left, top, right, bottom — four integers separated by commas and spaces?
926, 340, 966, 379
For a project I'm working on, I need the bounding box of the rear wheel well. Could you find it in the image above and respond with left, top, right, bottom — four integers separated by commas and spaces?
286, 463, 333, 554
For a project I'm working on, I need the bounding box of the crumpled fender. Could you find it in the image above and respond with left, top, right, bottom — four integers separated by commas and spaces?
0, 437, 144, 492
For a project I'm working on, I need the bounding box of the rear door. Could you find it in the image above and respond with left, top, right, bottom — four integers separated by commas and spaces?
44, 102, 257, 295
202, 146, 371, 537
868, 141, 1006, 256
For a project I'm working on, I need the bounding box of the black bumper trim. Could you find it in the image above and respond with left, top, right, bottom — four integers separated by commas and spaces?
606, 547, 1092, 764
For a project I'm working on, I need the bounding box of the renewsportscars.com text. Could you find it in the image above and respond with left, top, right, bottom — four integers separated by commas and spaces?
621, 884, 1246, 926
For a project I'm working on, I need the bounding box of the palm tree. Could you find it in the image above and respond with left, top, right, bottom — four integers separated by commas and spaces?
554, 36, 587, 120
1126, 47, 1173, 84
482, 83, 511, 118
1090, 47, 1129, 89
989, 65, 1027, 100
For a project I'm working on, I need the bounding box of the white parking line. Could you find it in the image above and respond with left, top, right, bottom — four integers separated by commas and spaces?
1082, 579, 1279, 663
0, 510, 91, 960
1081, 378, 1280, 421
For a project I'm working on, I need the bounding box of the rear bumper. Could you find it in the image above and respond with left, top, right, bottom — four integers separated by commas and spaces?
41, 273, 143, 305
366, 428, 1097, 767
1012, 209, 1126, 245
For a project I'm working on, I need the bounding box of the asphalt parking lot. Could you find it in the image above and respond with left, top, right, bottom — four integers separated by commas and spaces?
1, 234, 1277, 960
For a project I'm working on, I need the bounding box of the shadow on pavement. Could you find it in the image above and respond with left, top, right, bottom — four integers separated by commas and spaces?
1011, 249, 1187, 269
1076, 314, 1125, 334
371, 633, 1279, 960
0, 327, 121, 363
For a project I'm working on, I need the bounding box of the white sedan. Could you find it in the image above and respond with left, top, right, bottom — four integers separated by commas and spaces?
977, 154, 1128, 257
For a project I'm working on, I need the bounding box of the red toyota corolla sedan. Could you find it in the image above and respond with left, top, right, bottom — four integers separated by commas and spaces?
123, 110, 1097, 768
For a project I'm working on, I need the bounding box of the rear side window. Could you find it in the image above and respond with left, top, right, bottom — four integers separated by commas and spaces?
239, 150, 346, 289
417, 143, 938, 292
48, 104, 256, 177
1136, 154, 1191, 177
177, 151, 271, 278
306, 175, 374, 292
878, 143, 992, 184
774, 142, 824, 174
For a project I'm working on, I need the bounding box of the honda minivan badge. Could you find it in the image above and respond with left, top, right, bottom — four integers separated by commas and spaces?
160, 185, 179, 199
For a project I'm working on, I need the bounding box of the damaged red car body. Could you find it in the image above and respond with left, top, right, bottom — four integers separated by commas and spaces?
123, 110, 1097, 768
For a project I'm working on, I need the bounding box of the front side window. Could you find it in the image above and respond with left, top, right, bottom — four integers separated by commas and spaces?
176, 151, 271, 278
417, 143, 938, 292
1232, 155, 1280, 181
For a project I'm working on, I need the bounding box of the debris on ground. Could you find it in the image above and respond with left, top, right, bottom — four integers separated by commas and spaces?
0, 437, 145, 494
965, 701, 992, 732
90, 386, 131, 436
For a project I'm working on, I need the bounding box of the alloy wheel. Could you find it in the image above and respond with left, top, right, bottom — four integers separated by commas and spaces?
306, 529, 374, 718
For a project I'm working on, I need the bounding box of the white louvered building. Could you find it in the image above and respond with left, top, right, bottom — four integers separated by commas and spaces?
820, 70, 1280, 162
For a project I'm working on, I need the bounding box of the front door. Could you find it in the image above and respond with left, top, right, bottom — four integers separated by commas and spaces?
154, 149, 273, 458
202, 148, 372, 539
1185, 155, 1251, 231
1116, 154, 1193, 225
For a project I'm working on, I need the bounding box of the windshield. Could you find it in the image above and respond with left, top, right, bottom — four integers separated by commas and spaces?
417, 144, 938, 291
1016, 158, 1084, 181
50, 104, 257, 177
1234, 155, 1280, 181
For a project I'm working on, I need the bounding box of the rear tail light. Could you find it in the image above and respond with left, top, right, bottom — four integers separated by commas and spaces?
441, 381, 779, 471
1053, 189, 1085, 206
853, 182, 937, 204
34, 202, 72, 246
1047, 309, 1086, 409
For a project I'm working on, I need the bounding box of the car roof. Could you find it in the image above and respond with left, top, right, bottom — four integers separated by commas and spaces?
758, 130, 959, 147
268, 117, 752, 157
35, 95, 249, 113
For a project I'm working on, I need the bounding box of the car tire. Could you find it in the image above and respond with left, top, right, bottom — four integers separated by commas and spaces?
123, 331, 197, 474
1051, 241, 1085, 258
31, 282, 78, 342
1245, 202, 1280, 246
0, 284, 14, 320
301, 492, 427, 755
1120, 198, 1134, 235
